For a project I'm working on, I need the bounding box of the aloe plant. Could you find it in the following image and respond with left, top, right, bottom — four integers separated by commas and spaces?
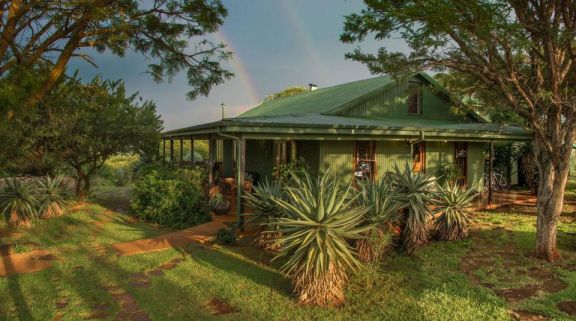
272, 170, 369, 306
392, 163, 435, 254
356, 178, 399, 262
0, 178, 39, 227
434, 182, 478, 241
37, 175, 69, 218
243, 179, 284, 250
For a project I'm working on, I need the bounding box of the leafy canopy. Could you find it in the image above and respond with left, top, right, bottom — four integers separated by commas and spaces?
0, 0, 233, 109
341, 0, 576, 261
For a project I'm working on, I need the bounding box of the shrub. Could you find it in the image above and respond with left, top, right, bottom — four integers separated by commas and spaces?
440, 162, 461, 185
131, 168, 210, 228
0, 178, 39, 227
37, 175, 69, 218
356, 178, 399, 262
433, 182, 478, 241
272, 170, 369, 306
100, 154, 140, 186
215, 228, 236, 244
274, 157, 310, 185
392, 163, 435, 254
243, 179, 284, 251
209, 193, 230, 209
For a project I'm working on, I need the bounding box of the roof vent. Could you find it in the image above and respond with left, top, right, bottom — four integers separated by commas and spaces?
309, 83, 318, 92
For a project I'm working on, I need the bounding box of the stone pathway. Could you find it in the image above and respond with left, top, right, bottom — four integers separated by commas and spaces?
110, 215, 236, 256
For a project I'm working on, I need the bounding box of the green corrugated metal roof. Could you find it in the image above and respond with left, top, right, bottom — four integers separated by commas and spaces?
237, 75, 395, 117
162, 72, 531, 141
229, 114, 527, 135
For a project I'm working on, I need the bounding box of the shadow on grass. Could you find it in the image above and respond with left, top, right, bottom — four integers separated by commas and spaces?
186, 244, 292, 295
1, 247, 36, 321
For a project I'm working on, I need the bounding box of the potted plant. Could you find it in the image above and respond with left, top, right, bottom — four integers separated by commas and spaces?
209, 193, 230, 215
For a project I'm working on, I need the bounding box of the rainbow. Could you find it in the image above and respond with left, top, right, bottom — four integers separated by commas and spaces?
213, 30, 261, 106
279, 0, 328, 81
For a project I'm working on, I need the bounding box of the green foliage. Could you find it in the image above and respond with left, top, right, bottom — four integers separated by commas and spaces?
0, 0, 232, 107
244, 179, 284, 219
356, 178, 399, 262
440, 162, 462, 185
274, 157, 310, 185
37, 175, 69, 218
358, 178, 399, 228
264, 86, 308, 101
100, 154, 140, 186
392, 163, 435, 254
209, 193, 230, 209
215, 228, 236, 245
272, 170, 369, 306
433, 183, 478, 241
131, 167, 210, 228
1, 74, 163, 197
341, 0, 576, 260
0, 178, 39, 227
244, 179, 285, 250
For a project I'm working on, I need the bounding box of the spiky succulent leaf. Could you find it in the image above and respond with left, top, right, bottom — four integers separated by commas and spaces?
37, 175, 69, 218
392, 163, 435, 254
433, 182, 478, 241
355, 178, 399, 262
0, 178, 39, 226
358, 178, 399, 227
244, 179, 284, 219
272, 170, 370, 284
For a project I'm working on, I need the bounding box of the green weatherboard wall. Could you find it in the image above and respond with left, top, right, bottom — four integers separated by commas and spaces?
311, 140, 485, 189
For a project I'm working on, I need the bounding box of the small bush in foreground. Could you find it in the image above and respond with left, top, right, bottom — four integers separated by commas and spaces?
356, 178, 399, 262
37, 175, 69, 218
215, 228, 236, 245
131, 168, 210, 228
272, 170, 369, 306
0, 178, 39, 227
434, 182, 478, 241
243, 179, 285, 251
392, 164, 435, 254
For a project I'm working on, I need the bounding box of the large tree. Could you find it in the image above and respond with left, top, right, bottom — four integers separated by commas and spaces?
341, 0, 576, 261
0, 0, 232, 110
45, 76, 162, 197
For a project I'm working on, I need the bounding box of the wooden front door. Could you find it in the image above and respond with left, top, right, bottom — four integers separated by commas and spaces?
412, 142, 426, 173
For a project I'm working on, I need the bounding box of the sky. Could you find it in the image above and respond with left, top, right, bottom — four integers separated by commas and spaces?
71, 0, 397, 131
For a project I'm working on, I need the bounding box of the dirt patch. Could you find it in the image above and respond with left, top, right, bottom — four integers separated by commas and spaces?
202, 298, 239, 315
159, 258, 185, 270
0, 249, 55, 277
496, 287, 539, 303
87, 303, 110, 319
37, 253, 59, 261
129, 272, 152, 288
527, 268, 568, 293
146, 269, 164, 277
129, 311, 152, 321
55, 298, 69, 309
557, 301, 576, 316
511, 310, 549, 321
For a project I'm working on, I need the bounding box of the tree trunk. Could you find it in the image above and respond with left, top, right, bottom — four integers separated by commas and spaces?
533, 138, 570, 262
22, 27, 85, 108
82, 175, 91, 197
75, 170, 87, 198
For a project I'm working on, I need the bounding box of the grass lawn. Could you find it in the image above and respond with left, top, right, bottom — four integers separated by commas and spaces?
0, 182, 575, 320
